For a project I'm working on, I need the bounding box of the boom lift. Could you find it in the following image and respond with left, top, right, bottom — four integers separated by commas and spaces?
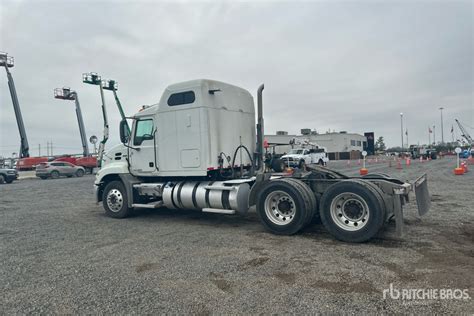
101, 79, 130, 133
1, 52, 29, 158
53, 87, 97, 172
54, 87, 90, 157
83, 72, 108, 167
94, 79, 431, 243
1, 52, 47, 170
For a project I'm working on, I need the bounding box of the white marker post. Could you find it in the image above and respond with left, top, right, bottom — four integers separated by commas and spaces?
360, 151, 368, 175
455, 147, 462, 168
454, 147, 464, 175
362, 151, 367, 168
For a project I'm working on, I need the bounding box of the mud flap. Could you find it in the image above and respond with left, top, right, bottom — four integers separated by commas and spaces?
414, 173, 430, 216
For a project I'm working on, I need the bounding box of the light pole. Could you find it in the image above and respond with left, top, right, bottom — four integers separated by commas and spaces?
400, 112, 404, 149
439, 107, 444, 144
406, 129, 408, 148
433, 125, 436, 145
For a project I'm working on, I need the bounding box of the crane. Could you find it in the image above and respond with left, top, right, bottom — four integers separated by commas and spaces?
290, 137, 327, 151
83, 72, 108, 167
54, 87, 90, 157
455, 119, 473, 145
0, 52, 29, 158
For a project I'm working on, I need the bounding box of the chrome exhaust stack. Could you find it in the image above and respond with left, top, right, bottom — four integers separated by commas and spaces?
256, 84, 265, 173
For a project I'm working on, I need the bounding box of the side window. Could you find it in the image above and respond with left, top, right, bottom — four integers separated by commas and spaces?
167, 91, 195, 106
351, 140, 356, 146
134, 119, 154, 146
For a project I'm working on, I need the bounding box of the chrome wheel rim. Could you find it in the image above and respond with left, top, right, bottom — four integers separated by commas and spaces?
264, 190, 296, 225
330, 192, 369, 231
106, 189, 123, 212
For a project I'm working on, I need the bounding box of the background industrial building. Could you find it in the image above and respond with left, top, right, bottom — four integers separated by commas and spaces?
265, 129, 374, 160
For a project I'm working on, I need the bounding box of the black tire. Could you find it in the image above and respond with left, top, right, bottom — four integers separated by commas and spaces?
280, 178, 318, 226
318, 159, 324, 166
50, 171, 60, 179
320, 180, 385, 243
5, 179, 13, 184
76, 169, 84, 177
0, 175, 5, 184
271, 158, 285, 172
40, 176, 48, 180
102, 181, 132, 218
256, 179, 309, 235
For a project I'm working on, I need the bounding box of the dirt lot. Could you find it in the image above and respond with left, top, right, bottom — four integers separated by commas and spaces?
1, 156, 473, 314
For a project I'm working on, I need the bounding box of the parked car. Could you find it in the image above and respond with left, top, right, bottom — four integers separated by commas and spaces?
0, 168, 19, 184
36, 162, 85, 179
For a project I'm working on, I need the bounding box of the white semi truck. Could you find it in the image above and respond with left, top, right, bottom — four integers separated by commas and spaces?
94, 79, 430, 242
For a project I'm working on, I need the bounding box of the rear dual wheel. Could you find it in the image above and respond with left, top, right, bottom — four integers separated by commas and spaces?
256, 179, 316, 235
319, 180, 385, 242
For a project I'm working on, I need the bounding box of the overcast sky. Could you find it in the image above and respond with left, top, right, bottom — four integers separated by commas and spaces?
0, 0, 472, 157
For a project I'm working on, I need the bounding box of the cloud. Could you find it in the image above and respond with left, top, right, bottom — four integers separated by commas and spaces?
1, 0, 472, 157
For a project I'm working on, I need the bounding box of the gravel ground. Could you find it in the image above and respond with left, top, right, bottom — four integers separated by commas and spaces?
1, 156, 473, 314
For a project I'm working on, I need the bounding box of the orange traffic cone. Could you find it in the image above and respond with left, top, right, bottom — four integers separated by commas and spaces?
359, 168, 368, 175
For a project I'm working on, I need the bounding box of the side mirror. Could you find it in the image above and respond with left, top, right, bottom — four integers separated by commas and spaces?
119, 119, 130, 143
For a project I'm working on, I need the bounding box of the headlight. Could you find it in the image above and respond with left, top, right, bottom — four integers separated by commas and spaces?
7, 170, 15, 174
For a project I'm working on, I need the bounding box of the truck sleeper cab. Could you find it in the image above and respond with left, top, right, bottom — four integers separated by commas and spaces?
125, 79, 255, 178
95, 79, 431, 243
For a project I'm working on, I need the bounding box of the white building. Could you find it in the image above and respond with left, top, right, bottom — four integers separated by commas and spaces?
265, 131, 367, 160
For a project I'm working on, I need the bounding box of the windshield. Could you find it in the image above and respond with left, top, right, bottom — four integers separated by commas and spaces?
289, 149, 304, 154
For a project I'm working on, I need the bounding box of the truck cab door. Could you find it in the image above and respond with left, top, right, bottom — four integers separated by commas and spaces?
130, 118, 156, 174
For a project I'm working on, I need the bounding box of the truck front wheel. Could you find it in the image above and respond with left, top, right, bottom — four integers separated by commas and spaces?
320, 181, 384, 242
102, 181, 132, 218
256, 180, 309, 235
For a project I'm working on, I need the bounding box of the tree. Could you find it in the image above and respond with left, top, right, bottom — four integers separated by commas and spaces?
375, 136, 386, 152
